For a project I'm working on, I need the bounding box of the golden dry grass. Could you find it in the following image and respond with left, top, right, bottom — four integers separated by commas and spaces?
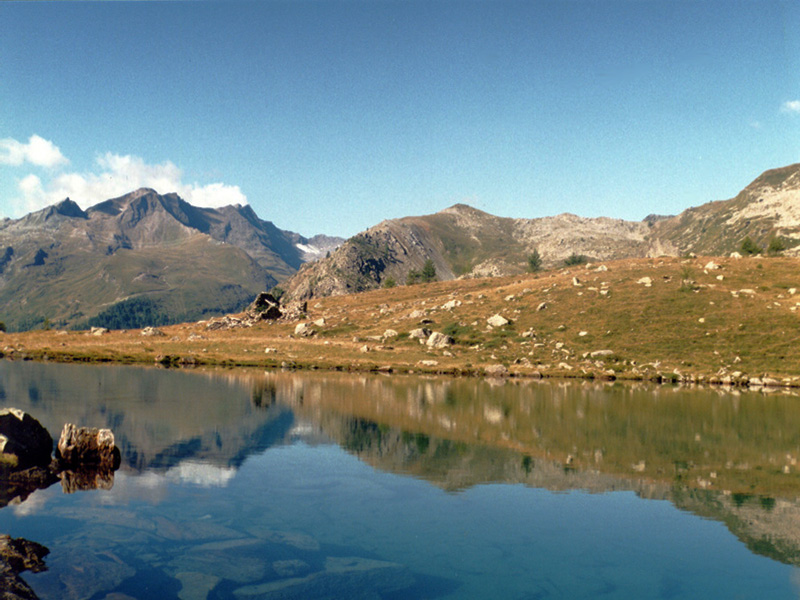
5, 255, 800, 385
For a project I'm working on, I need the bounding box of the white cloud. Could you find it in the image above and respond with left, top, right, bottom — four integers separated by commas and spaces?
0, 134, 68, 167
12, 152, 247, 216
781, 100, 800, 114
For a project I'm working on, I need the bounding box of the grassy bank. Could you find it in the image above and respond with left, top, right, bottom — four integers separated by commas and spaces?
3, 255, 800, 386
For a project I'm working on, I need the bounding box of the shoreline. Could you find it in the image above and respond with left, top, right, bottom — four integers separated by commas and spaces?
4, 255, 800, 391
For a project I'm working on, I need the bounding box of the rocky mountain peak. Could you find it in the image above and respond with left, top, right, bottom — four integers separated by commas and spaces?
52, 198, 87, 219
438, 203, 491, 218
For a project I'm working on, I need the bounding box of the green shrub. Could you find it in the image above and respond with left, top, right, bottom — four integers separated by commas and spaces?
527, 249, 542, 272
421, 259, 437, 283
563, 253, 588, 266
740, 236, 762, 256
767, 237, 786, 256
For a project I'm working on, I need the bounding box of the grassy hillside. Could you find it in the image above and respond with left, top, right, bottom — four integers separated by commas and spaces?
0, 236, 271, 331
5, 254, 800, 384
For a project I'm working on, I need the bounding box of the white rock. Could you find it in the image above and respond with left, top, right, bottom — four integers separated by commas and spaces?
409, 328, 431, 340
730, 252, 742, 259
294, 323, 315, 336
426, 332, 455, 348
383, 329, 399, 338
141, 326, 165, 337
441, 300, 461, 310
487, 314, 510, 327
637, 277, 652, 287
704, 261, 720, 270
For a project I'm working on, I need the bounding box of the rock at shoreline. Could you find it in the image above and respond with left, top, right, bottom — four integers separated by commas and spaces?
0, 408, 54, 470
0, 534, 49, 600
57, 424, 120, 470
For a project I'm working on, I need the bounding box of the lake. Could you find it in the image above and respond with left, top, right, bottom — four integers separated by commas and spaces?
1, 360, 800, 599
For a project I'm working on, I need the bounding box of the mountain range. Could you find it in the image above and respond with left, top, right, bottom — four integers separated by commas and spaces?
2, 162, 799, 331
0, 188, 341, 331
281, 163, 800, 301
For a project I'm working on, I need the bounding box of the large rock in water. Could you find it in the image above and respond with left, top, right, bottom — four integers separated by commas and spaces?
56, 424, 119, 469
0, 409, 53, 470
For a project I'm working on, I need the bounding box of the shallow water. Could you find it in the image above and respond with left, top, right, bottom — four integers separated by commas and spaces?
1, 361, 799, 599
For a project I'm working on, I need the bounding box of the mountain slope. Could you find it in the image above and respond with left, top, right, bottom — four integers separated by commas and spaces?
653, 163, 800, 256
282, 163, 800, 302
282, 203, 671, 301
0, 189, 342, 331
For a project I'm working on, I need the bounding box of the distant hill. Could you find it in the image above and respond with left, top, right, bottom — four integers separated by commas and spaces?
282, 163, 800, 301
0, 189, 343, 331
282, 204, 671, 301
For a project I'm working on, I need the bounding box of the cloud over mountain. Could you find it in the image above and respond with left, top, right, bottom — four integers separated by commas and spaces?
6, 137, 247, 216
0, 134, 68, 168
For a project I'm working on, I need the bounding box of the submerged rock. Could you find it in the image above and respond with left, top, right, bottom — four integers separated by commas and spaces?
0, 534, 49, 600
232, 556, 414, 599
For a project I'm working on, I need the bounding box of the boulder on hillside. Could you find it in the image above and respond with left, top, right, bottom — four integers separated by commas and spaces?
426, 332, 455, 349
487, 314, 510, 327
294, 322, 315, 337
0, 409, 53, 470
56, 424, 120, 470
140, 326, 165, 337
247, 292, 282, 320
409, 328, 431, 342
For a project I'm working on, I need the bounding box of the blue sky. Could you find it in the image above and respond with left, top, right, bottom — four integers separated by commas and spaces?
1, 1, 799, 238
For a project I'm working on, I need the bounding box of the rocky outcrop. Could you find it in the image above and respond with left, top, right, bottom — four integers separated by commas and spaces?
0, 535, 49, 600
246, 292, 282, 320
653, 162, 800, 255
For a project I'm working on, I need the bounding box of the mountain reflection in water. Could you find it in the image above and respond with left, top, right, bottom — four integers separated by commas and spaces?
0, 361, 799, 598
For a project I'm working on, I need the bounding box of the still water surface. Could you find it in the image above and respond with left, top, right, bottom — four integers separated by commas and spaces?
0, 361, 799, 599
